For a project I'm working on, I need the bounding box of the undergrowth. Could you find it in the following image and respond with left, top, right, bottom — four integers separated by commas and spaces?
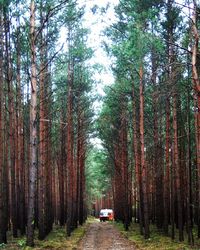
4, 217, 95, 250
114, 221, 200, 250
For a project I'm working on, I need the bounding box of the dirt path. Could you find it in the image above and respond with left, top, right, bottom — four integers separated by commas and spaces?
77, 220, 137, 250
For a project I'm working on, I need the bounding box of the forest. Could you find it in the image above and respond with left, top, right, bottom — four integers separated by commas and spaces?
0, 0, 199, 249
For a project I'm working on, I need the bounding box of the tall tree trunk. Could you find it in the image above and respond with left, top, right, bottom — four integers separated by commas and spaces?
79, 111, 86, 225
121, 106, 129, 230
191, 0, 200, 238
139, 65, 149, 239
172, 92, 183, 241
152, 49, 163, 229
114, 144, 124, 222
66, 62, 74, 236
186, 89, 194, 244
38, 28, 46, 240
27, 0, 37, 246
171, 142, 175, 239
166, 0, 180, 240
0, 5, 7, 243
163, 98, 170, 234
76, 95, 81, 226
4, 7, 17, 237
132, 79, 143, 234
59, 109, 65, 226
16, 13, 26, 235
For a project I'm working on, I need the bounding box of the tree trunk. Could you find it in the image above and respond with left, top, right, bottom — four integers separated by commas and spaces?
172, 92, 183, 241
0, 5, 7, 243
27, 0, 37, 246
139, 65, 149, 239
120, 106, 129, 230
76, 96, 81, 226
16, 14, 26, 235
191, 0, 200, 238
132, 79, 143, 234
163, 98, 170, 234
59, 109, 66, 226
186, 89, 194, 244
79, 113, 86, 225
66, 62, 74, 236
151, 48, 164, 229
38, 28, 46, 240
4, 7, 17, 237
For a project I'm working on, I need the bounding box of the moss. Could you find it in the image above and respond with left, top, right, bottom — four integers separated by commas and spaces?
4, 218, 95, 250
114, 222, 200, 250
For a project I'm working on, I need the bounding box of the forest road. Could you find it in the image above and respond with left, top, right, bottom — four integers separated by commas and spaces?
76, 220, 137, 250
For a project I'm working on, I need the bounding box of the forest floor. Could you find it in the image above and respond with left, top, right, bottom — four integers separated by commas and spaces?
2, 218, 90, 250
3, 218, 200, 249
76, 219, 137, 250
115, 221, 200, 250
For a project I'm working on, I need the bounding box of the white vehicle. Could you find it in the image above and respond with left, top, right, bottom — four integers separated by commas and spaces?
99, 209, 114, 222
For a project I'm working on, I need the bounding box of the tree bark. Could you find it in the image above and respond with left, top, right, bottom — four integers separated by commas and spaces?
139, 65, 149, 239
4, 7, 17, 237
172, 92, 183, 241
132, 79, 143, 234
27, 0, 37, 246
0, 5, 7, 243
66, 62, 74, 236
16, 13, 26, 235
191, 0, 200, 238
186, 89, 194, 244
38, 28, 46, 240
163, 98, 170, 234
58, 108, 66, 226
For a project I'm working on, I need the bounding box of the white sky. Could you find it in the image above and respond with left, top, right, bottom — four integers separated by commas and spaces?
59, 0, 118, 104
80, 0, 119, 97
58, 0, 119, 148
80, 0, 119, 147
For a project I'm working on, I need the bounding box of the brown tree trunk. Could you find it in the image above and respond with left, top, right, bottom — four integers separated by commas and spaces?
4, 8, 17, 237
191, 0, 200, 238
171, 142, 175, 239
27, 0, 37, 246
38, 28, 46, 240
186, 89, 194, 244
120, 106, 129, 230
139, 65, 149, 239
80, 144, 86, 224
76, 96, 81, 226
163, 98, 170, 234
79, 113, 86, 225
113, 143, 124, 222
66, 62, 74, 236
172, 92, 183, 241
0, 5, 7, 243
151, 49, 164, 229
58, 109, 66, 226
16, 15, 26, 235
132, 80, 143, 234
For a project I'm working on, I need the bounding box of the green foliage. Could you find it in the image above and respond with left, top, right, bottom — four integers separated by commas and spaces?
17, 239, 26, 248
0, 243, 6, 249
4, 223, 88, 249
86, 147, 112, 204
115, 222, 199, 250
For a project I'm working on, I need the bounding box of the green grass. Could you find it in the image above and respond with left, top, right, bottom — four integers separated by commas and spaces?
4, 218, 95, 250
114, 222, 200, 250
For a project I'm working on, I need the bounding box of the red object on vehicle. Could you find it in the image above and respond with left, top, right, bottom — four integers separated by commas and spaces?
99, 209, 114, 222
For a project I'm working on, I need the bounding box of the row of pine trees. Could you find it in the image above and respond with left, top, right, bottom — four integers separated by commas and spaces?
97, 0, 200, 245
0, 0, 200, 247
0, 0, 93, 246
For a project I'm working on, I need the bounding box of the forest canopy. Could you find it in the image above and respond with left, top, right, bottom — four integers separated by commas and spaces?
0, 0, 199, 248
